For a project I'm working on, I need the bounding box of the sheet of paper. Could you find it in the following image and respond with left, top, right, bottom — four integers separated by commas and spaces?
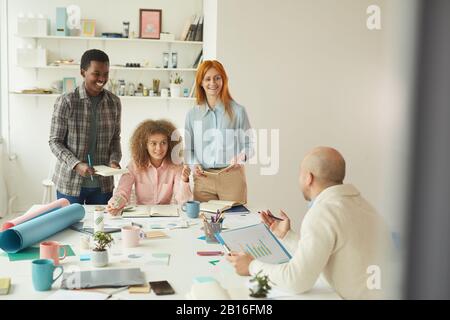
46, 289, 110, 300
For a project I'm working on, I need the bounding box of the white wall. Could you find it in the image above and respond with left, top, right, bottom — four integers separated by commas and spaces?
215, 0, 417, 236
2, 0, 203, 213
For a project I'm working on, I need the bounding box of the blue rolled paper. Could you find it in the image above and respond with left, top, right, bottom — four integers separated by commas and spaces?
0, 204, 85, 253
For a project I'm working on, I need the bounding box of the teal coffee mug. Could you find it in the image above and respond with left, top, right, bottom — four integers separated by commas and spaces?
182, 201, 200, 218
32, 258, 64, 291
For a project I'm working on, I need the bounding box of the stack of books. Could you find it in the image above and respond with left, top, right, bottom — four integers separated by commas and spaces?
180, 14, 204, 41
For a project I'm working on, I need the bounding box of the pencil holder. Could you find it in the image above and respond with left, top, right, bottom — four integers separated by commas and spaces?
204, 221, 222, 244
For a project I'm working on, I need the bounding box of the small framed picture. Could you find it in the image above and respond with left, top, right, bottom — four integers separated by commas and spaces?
80, 19, 96, 37
139, 9, 162, 39
63, 77, 76, 93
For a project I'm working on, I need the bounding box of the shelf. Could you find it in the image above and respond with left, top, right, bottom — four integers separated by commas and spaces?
15, 34, 203, 45
18, 65, 198, 72
9, 92, 196, 101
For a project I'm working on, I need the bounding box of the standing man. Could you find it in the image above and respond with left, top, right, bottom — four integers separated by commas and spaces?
227, 147, 392, 299
49, 49, 122, 204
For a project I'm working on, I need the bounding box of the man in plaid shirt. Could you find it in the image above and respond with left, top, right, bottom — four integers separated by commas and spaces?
49, 49, 122, 204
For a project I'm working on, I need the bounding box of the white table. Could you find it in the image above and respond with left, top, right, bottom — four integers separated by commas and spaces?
0, 205, 340, 300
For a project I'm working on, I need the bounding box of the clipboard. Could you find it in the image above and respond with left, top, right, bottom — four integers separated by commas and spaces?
215, 223, 292, 264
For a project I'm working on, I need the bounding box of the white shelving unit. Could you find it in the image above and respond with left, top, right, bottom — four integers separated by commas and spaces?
15, 34, 203, 45
14, 34, 203, 101
9, 92, 196, 101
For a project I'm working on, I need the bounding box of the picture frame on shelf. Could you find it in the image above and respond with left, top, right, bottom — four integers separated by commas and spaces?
80, 19, 96, 37
139, 9, 162, 39
63, 77, 76, 93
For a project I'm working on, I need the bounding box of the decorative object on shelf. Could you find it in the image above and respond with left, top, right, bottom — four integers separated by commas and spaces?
80, 19, 96, 37
91, 231, 113, 268
101, 32, 122, 38
55, 7, 68, 36
49, 59, 76, 66
160, 88, 169, 98
152, 79, 160, 94
162, 52, 169, 68
248, 271, 272, 298
20, 88, 54, 94
127, 83, 136, 96
170, 73, 183, 98
143, 86, 149, 96
63, 77, 76, 93
183, 88, 189, 97
66, 5, 81, 36
17, 14, 49, 36
139, 9, 162, 39
51, 80, 63, 94
192, 49, 203, 68
125, 63, 141, 68
171, 52, 178, 68
160, 32, 175, 41
118, 79, 126, 96
122, 21, 130, 38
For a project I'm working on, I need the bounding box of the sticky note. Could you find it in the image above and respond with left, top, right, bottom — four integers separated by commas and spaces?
0, 278, 11, 295
128, 283, 150, 294
145, 231, 168, 239
79, 254, 91, 261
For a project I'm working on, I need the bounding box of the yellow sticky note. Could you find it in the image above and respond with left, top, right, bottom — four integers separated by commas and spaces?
128, 283, 150, 294
145, 231, 168, 239
0, 278, 11, 295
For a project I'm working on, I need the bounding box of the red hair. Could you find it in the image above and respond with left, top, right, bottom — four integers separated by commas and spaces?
195, 60, 234, 119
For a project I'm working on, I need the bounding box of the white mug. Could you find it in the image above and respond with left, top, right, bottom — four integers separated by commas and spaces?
121, 226, 145, 248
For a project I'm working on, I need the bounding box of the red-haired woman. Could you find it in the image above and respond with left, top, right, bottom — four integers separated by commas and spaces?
106, 119, 192, 215
184, 60, 253, 203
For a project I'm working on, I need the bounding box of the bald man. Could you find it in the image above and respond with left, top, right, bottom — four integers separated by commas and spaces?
227, 147, 392, 299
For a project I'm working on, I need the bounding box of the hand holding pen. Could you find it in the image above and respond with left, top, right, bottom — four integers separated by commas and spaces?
258, 209, 290, 239
74, 162, 95, 179
87, 154, 94, 181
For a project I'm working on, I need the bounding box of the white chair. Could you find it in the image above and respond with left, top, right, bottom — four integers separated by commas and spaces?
42, 179, 55, 204
42, 157, 56, 204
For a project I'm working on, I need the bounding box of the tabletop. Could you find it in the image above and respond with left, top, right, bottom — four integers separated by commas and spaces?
0, 205, 340, 300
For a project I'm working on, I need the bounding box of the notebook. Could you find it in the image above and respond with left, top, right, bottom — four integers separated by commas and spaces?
93, 165, 129, 177
200, 200, 244, 213
121, 205, 180, 218
223, 205, 250, 214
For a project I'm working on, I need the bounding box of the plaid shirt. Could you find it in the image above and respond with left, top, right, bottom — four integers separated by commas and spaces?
49, 83, 122, 196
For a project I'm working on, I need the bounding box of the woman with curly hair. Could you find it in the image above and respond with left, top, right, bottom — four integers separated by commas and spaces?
106, 119, 192, 215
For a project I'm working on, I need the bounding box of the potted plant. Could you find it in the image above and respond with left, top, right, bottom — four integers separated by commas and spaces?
169, 73, 183, 97
248, 271, 272, 298
91, 231, 114, 267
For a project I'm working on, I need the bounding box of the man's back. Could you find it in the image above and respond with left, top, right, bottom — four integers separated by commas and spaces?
306, 184, 392, 299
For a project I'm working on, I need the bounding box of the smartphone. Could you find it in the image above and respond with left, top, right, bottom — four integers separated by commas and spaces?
149, 280, 175, 295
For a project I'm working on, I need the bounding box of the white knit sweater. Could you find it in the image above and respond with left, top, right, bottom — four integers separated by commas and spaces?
249, 184, 392, 299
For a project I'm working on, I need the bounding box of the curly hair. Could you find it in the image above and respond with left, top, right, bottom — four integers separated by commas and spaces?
130, 119, 182, 171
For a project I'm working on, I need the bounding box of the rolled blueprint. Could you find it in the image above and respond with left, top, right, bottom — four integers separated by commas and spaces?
1, 198, 70, 231
0, 204, 85, 253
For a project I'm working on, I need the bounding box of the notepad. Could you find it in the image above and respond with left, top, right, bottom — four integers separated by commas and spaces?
93, 165, 129, 177
0, 277, 11, 295
121, 205, 179, 218
200, 200, 244, 213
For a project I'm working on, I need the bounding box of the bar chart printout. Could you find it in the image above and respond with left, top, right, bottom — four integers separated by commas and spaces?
217, 223, 291, 264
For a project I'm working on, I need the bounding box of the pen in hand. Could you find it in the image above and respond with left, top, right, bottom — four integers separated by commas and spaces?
87, 154, 94, 181
258, 211, 284, 221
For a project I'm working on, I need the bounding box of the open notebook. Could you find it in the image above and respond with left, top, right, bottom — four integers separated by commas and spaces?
121, 205, 180, 218
200, 200, 244, 213
93, 165, 129, 177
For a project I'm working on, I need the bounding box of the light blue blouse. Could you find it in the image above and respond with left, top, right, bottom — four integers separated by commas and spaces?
184, 100, 254, 169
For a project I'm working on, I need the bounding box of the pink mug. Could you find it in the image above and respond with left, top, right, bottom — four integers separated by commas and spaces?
121, 226, 144, 248
40, 241, 67, 265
